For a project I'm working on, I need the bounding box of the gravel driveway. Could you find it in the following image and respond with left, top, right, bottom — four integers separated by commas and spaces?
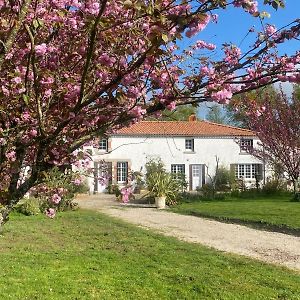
77, 194, 300, 271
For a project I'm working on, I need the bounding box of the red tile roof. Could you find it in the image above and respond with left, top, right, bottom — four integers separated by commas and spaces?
114, 120, 255, 137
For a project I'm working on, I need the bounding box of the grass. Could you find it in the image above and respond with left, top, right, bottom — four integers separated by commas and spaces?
171, 195, 300, 234
0, 210, 299, 299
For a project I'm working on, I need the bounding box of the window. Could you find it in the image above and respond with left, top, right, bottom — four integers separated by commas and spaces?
99, 138, 108, 151
171, 164, 185, 174
240, 139, 253, 152
117, 162, 128, 183
185, 139, 194, 151
235, 164, 262, 179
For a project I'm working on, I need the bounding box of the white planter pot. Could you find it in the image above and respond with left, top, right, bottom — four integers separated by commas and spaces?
155, 196, 166, 209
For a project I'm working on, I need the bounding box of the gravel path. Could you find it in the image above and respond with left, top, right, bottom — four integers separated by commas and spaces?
77, 194, 300, 271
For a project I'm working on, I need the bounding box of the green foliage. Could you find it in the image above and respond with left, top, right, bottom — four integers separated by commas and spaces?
229, 179, 290, 199
14, 198, 41, 216
205, 104, 228, 124
153, 105, 197, 121
196, 184, 226, 201
145, 157, 166, 178
215, 166, 235, 191
196, 166, 232, 200
72, 180, 90, 194
145, 157, 185, 205
147, 172, 180, 205
129, 171, 145, 192
40, 167, 88, 200
30, 167, 82, 213
171, 172, 188, 192
178, 192, 203, 203
262, 179, 286, 195
291, 193, 300, 202
39, 197, 79, 212
107, 184, 121, 197
197, 183, 214, 199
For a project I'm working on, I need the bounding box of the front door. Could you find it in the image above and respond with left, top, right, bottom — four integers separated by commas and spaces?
94, 161, 112, 193
190, 164, 202, 191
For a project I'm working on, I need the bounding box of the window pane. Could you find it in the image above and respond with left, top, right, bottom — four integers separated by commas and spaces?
245, 165, 251, 178
252, 164, 259, 179
117, 162, 128, 182
99, 138, 108, 151
240, 139, 253, 151
171, 164, 185, 174
238, 165, 245, 178
185, 139, 194, 151
235, 165, 239, 178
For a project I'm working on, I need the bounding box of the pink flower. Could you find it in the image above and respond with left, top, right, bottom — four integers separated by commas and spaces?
121, 187, 132, 203
211, 89, 233, 103
99, 53, 116, 67
13, 77, 22, 84
45, 208, 56, 218
265, 24, 276, 36
35, 43, 47, 56
29, 129, 38, 137
6, 151, 16, 162
73, 178, 82, 185
166, 101, 176, 111
130, 106, 146, 118
51, 193, 61, 204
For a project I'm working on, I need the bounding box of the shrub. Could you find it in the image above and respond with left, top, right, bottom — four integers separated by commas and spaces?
198, 184, 215, 199
14, 198, 41, 216
107, 184, 121, 197
197, 184, 226, 201
291, 192, 300, 202
171, 173, 188, 192
147, 172, 180, 206
262, 179, 286, 195
145, 157, 165, 179
179, 192, 203, 203
57, 198, 79, 211
72, 180, 90, 194
215, 166, 234, 191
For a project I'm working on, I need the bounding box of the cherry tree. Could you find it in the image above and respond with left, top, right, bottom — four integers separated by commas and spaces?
236, 89, 300, 193
0, 0, 300, 225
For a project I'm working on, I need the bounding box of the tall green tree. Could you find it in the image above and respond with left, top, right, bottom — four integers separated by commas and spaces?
205, 104, 228, 124
153, 105, 198, 121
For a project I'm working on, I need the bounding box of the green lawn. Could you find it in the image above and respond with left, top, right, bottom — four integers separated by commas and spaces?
0, 210, 299, 299
171, 195, 300, 234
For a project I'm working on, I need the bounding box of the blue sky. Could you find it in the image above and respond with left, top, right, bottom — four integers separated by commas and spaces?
185, 0, 300, 119
184, 0, 299, 56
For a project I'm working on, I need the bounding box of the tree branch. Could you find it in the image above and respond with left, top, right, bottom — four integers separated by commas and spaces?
0, 0, 32, 68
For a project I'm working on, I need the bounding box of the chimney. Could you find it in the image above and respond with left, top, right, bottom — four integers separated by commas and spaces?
188, 114, 197, 122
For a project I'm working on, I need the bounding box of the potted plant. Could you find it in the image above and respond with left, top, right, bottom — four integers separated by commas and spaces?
147, 172, 179, 209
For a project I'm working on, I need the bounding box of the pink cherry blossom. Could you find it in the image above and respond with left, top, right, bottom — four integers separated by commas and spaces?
5, 151, 16, 162
35, 43, 48, 56
51, 193, 61, 204
45, 208, 56, 218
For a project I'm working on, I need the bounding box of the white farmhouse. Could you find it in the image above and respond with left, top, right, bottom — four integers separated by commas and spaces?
86, 116, 266, 193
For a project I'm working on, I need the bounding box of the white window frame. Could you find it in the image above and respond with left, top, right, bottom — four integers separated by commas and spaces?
185, 139, 194, 151
117, 162, 128, 183
99, 138, 108, 151
171, 164, 185, 174
240, 139, 253, 152
235, 164, 261, 179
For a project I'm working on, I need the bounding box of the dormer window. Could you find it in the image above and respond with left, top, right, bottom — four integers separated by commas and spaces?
240, 139, 253, 152
185, 139, 194, 151
99, 138, 108, 151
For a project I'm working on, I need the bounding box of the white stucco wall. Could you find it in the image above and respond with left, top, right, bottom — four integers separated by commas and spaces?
90, 135, 267, 192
